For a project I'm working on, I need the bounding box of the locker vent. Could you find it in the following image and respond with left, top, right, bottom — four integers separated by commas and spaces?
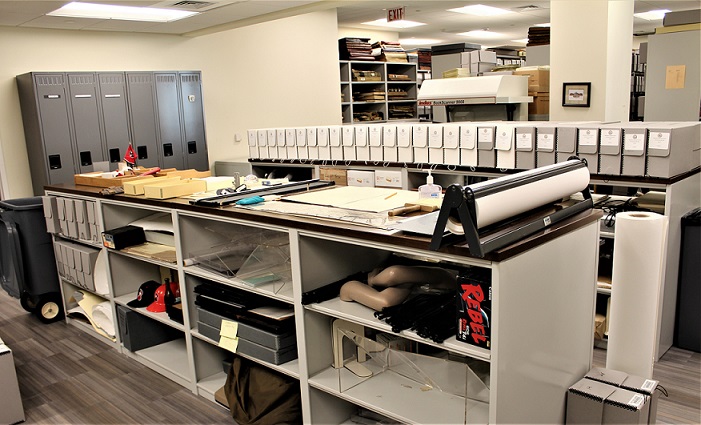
100, 75, 124, 84
129, 74, 152, 84
70, 74, 95, 85
181, 74, 200, 83
36, 75, 64, 86
156, 75, 176, 84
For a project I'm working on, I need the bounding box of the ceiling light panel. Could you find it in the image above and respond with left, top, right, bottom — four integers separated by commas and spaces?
448, 4, 513, 16
458, 30, 504, 38
633, 9, 670, 20
47, 2, 199, 22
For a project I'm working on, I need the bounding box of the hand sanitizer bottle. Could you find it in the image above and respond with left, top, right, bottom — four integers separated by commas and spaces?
418, 170, 442, 199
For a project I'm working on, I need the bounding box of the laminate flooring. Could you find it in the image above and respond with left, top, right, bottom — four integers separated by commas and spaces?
1, 289, 699, 424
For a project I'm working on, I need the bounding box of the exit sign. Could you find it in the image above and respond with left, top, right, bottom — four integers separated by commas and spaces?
387, 7, 405, 22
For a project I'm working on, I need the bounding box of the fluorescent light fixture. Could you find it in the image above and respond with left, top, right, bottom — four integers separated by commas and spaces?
47, 2, 198, 22
458, 30, 503, 39
448, 4, 512, 16
362, 18, 426, 28
633, 9, 670, 20
511, 38, 529, 44
534, 22, 551, 27
400, 38, 442, 46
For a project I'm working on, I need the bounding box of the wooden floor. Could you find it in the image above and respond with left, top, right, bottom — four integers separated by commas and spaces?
1, 289, 699, 424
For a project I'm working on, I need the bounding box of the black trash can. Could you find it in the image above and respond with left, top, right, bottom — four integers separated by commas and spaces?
675, 208, 701, 352
0, 197, 63, 323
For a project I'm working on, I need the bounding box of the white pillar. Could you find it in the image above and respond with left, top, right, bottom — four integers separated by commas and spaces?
550, 0, 634, 122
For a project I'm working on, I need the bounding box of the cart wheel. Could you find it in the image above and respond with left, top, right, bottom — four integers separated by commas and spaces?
20, 292, 36, 312
35, 293, 64, 324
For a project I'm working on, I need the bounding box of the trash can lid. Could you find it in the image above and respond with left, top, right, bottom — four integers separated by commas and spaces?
682, 207, 701, 223
0, 197, 44, 211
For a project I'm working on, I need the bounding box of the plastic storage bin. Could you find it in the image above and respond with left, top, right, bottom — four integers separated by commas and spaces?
0, 197, 63, 323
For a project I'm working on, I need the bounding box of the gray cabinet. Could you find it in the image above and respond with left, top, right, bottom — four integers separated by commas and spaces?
67, 73, 104, 173
16, 71, 209, 195
154, 72, 185, 170
179, 72, 208, 171
16, 73, 76, 190
97, 73, 131, 166
126, 73, 160, 168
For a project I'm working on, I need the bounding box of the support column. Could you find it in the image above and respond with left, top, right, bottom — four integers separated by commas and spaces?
549, 0, 634, 122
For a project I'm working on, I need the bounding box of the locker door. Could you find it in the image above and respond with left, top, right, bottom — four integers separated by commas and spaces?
34, 74, 76, 185
179, 72, 208, 171
67, 73, 105, 172
126, 72, 160, 168
98, 73, 131, 167
154, 72, 184, 170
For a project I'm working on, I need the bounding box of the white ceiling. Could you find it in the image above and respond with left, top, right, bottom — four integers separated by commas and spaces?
0, 0, 698, 47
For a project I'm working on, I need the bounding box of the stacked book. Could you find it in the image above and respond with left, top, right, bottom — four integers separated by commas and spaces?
339, 37, 374, 61
371, 41, 408, 62
353, 111, 384, 122
352, 69, 381, 81
388, 105, 415, 119
388, 73, 411, 81
527, 27, 550, 46
417, 48, 432, 70
387, 88, 409, 99
354, 89, 386, 102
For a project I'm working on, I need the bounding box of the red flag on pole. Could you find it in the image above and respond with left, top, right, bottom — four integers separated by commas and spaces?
124, 144, 137, 166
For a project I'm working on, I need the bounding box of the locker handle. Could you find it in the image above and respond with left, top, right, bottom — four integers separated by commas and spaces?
104, 94, 121, 98
74, 94, 92, 98
44, 94, 61, 99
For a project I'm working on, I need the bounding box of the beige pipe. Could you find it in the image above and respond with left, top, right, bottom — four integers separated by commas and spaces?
339, 280, 412, 311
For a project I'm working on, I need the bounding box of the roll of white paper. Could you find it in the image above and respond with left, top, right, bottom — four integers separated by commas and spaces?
606, 211, 668, 379
447, 162, 590, 233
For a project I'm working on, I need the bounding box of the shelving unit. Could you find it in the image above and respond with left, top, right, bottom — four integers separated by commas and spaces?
340, 61, 418, 124
44, 183, 601, 424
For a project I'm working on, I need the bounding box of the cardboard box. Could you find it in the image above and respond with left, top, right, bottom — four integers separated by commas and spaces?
155, 169, 211, 179
567, 378, 650, 424
374, 169, 403, 188
123, 176, 182, 195
514, 67, 550, 92
468, 49, 497, 64
347, 170, 375, 187
143, 179, 207, 199
74, 172, 149, 188
528, 94, 550, 115
319, 167, 347, 186
456, 269, 491, 349
0, 338, 24, 425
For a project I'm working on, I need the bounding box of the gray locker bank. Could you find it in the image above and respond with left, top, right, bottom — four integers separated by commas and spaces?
16, 70, 208, 195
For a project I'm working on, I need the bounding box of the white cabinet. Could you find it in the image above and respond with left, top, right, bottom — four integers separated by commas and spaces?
44, 185, 601, 424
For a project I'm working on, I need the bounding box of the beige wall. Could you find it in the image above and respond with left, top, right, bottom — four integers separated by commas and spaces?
0, 9, 341, 199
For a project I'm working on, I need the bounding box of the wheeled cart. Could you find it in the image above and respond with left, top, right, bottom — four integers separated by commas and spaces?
0, 197, 63, 323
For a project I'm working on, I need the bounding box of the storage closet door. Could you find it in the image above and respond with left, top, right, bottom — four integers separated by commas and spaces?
34, 74, 77, 184
126, 72, 161, 168
67, 73, 105, 173
179, 72, 208, 171
98, 73, 131, 167
154, 72, 185, 170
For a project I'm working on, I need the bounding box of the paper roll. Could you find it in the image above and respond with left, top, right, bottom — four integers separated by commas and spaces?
606, 211, 668, 379
447, 162, 590, 233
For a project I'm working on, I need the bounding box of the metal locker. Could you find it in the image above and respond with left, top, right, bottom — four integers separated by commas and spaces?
125, 72, 160, 168
98, 73, 132, 167
179, 72, 208, 170
21, 73, 77, 190
154, 72, 185, 170
67, 73, 105, 172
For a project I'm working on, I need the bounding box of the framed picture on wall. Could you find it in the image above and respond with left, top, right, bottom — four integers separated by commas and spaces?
562, 82, 591, 107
